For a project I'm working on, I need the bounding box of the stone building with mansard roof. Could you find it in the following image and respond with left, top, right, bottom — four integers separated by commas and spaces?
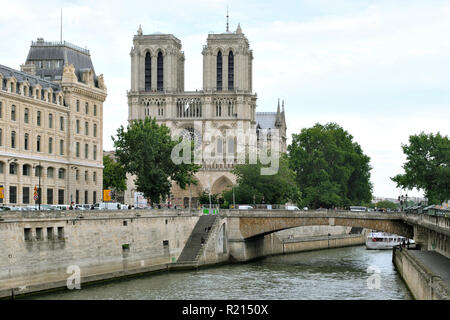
0, 39, 106, 207
124, 23, 286, 208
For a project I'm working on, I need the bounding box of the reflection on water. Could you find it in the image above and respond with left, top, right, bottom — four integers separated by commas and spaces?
30, 246, 412, 300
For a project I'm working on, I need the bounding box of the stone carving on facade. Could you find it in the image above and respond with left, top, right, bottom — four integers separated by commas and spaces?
97, 74, 106, 90
62, 64, 77, 83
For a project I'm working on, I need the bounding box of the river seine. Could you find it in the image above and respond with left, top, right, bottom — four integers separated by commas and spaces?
30, 246, 412, 300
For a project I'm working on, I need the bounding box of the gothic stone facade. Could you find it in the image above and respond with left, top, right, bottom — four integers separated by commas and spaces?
125, 25, 286, 207
0, 39, 106, 207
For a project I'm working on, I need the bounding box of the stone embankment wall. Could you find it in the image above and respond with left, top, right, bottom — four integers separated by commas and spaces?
0, 210, 367, 298
393, 248, 449, 300
0, 210, 200, 298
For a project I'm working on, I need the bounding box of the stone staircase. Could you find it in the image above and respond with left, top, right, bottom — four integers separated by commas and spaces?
175, 215, 218, 265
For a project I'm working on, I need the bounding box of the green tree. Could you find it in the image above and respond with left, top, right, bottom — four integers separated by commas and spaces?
288, 123, 373, 209
391, 132, 450, 204
103, 155, 127, 192
112, 118, 200, 205
198, 191, 219, 206
222, 154, 301, 205
375, 200, 398, 210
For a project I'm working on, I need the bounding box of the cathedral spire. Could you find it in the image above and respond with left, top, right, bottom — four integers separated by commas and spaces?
226, 6, 229, 32
137, 25, 143, 36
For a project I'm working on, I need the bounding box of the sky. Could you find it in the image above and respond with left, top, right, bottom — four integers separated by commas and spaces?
0, 0, 449, 199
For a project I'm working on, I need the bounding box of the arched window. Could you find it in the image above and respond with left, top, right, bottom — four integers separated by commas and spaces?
35, 165, 42, 177
24, 133, 29, 150
48, 113, 53, 128
59, 139, 64, 155
48, 137, 53, 154
37, 136, 41, 152
145, 52, 151, 91
217, 136, 223, 154
11, 105, 16, 121
228, 51, 234, 90
11, 131, 16, 148
58, 168, 65, 179
24, 108, 29, 123
228, 137, 235, 155
23, 164, 31, 176
93, 145, 97, 160
216, 51, 223, 91
157, 51, 163, 91
93, 124, 97, 137
9, 162, 18, 175
47, 167, 54, 178
85, 121, 89, 136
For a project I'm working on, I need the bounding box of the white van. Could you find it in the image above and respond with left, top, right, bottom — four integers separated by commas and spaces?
50, 205, 70, 210
286, 205, 300, 210
93, 202, 121, 210
75, 204, 92, 211
238, 205, 253, 210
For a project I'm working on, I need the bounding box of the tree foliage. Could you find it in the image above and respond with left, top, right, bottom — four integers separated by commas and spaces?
112, 118, 200, 204
288, 123, 373, 209
222, 154, 301, 205
103, 155, 127, 192
375, 200, 398, 210
391, 132, 450, 204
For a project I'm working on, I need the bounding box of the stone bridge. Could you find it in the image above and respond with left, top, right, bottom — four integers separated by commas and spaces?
220, 210, 450, 262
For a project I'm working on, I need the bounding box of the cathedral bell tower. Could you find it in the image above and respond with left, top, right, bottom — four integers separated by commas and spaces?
130, 29, 185, 93
202, 23, 253, 93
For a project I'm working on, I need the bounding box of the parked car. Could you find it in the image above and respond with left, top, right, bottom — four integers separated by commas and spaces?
0, 206, 11, 211
238, 205, 254, 210
75, 204, 92, 211
93, 202, 121, 210
286, 205, 300, 210
50, 205, 70, 210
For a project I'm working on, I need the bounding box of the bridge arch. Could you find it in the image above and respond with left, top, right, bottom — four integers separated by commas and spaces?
231, 212, 414, 240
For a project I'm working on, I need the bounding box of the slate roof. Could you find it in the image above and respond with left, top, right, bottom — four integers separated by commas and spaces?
256, 112, 278, 129
25, 40, 96, 83
0, 64, 61, 91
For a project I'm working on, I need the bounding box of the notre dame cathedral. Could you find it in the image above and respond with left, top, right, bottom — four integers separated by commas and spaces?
124, 23, 287, 207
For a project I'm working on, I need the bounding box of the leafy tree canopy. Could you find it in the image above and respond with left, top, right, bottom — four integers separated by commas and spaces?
375, 200, 398, 210
112, 118, 200, 204
103, 155, 127, 192
391, 132, 450, 204
222, 154, 301, 205
288, 122, 373, 209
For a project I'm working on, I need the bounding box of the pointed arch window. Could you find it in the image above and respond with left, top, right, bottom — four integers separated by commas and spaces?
157, 51, 163, 92
217, 51, 223, 91
228, 51, 234, 90
145, 52, 151, 91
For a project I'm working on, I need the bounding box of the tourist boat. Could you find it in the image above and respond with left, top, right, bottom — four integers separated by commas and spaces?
365, 232, 415, 250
